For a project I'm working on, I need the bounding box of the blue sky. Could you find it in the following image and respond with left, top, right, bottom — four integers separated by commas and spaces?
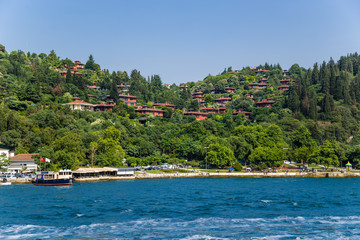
0, 0, 359, 84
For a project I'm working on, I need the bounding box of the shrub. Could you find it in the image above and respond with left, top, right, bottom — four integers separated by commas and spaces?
233, 162, 243, 171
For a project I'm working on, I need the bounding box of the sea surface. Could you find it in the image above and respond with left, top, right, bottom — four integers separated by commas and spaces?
1, 178, 360, 239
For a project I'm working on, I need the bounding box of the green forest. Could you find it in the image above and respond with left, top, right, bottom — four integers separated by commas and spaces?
0, 43, 360, 171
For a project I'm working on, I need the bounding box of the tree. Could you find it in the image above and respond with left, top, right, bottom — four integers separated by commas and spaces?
346, 145, 360, 167
0, 152, 10, 172
85, 54, 100, 71
309, 90, 318, 120
183, 120, 207, 140
203, 94, 214, 105
52, 132, 85, 169
1, 130, 21, 150
290, 125, 316, 149
63, 58, 74, 68
66, 69, 73, 84
311, 140, 340, 168
214, 81, 225, 93
45, 50, 61, 67
319, 61, 330, 93
96, 126, 125, 167
311, 63, 319, 84
248, 146, 283, 169
0, 44, 6, 53
176, 138, 199, 160
19, 83, 41, 103
189, 99, 200, 111
110, 77, 119, 103
290, 146, 316, 165
205, 143, 236, 168
228, 136, 252, 166
89, 142, 98, 167
288, 86, 300, 112
321, 92, 334, 117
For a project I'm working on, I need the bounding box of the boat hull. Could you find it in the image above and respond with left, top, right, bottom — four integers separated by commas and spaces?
34, 178, 73, 186
0, 182, 11, 186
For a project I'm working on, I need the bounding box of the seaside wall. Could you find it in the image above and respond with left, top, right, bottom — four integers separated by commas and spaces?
6, 171, 360, 184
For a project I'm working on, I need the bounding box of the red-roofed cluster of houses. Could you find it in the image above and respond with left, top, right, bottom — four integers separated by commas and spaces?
58, 60, 85, 77
135, 102, 175, 118
255, 69, 269, 76
64, 60, 85, 70
117, 83, 131, 92
60, 66, 281, 121
249, 82, 268, 89
62, 97, 115, 111
256, 99, 275, 108
58, 70, 83, 77
278, 78, 292, 91
192, 86, 235, 99
63, 95, 177, 119
135, 106, 165, 118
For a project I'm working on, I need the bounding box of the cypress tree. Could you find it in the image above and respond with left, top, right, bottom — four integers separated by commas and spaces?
309, 90, 318, 120
354, 74, 360, 102
343, 83, 351, 105
346, 61, 353, 75
311, 63, 319, 85
288, 86, 300, 112
319, 61, 330, 93
338, 56, 346, 72
85, 54, 95, 70
66, 69, 72, 84
322, 92, 334, 117
301, 89, 309, 116
110, 78, 119, 103
329, 61, 337, 96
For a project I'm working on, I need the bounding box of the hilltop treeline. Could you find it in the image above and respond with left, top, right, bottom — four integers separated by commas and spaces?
0, 43, 360, 170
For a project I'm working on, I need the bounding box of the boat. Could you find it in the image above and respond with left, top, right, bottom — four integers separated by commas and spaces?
34, 170, 73, 186
0, 178, 11, 185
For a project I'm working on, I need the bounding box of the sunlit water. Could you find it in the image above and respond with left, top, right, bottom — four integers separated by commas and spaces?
1, 178, 360, 239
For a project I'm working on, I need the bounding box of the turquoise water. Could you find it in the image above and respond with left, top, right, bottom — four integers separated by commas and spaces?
1, 178, 360, 239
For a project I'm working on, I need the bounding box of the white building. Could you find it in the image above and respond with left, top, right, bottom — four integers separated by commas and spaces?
117, 167, 135, 176
0, 148, 14, 158
63, 100, 95, 111
8, 153, 38, 173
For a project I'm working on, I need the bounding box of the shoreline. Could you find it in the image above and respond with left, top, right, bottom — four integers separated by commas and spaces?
5, 171, 360, 184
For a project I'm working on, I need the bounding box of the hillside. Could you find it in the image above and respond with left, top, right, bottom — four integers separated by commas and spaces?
0, 43, 360, 170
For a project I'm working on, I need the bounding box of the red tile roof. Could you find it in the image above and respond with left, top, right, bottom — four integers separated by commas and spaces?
64, 100, 95, 106
10, 153, 38, 161
135, 107, 165, 113
256, 99, 275, 104
153, 102, 175, 107
183, 111, 208, 116
119, 94, 138, 99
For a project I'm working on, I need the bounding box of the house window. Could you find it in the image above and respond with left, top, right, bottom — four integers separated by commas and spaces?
131, 103, 134, 106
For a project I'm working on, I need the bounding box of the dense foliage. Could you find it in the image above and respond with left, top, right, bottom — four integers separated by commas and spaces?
0, 43, 359, 170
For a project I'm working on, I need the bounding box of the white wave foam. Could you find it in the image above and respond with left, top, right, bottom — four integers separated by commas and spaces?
180, 235, 230, 240
1, 216, 360, 239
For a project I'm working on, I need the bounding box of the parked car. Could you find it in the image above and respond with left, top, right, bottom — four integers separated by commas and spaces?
5, 175, 16, 179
